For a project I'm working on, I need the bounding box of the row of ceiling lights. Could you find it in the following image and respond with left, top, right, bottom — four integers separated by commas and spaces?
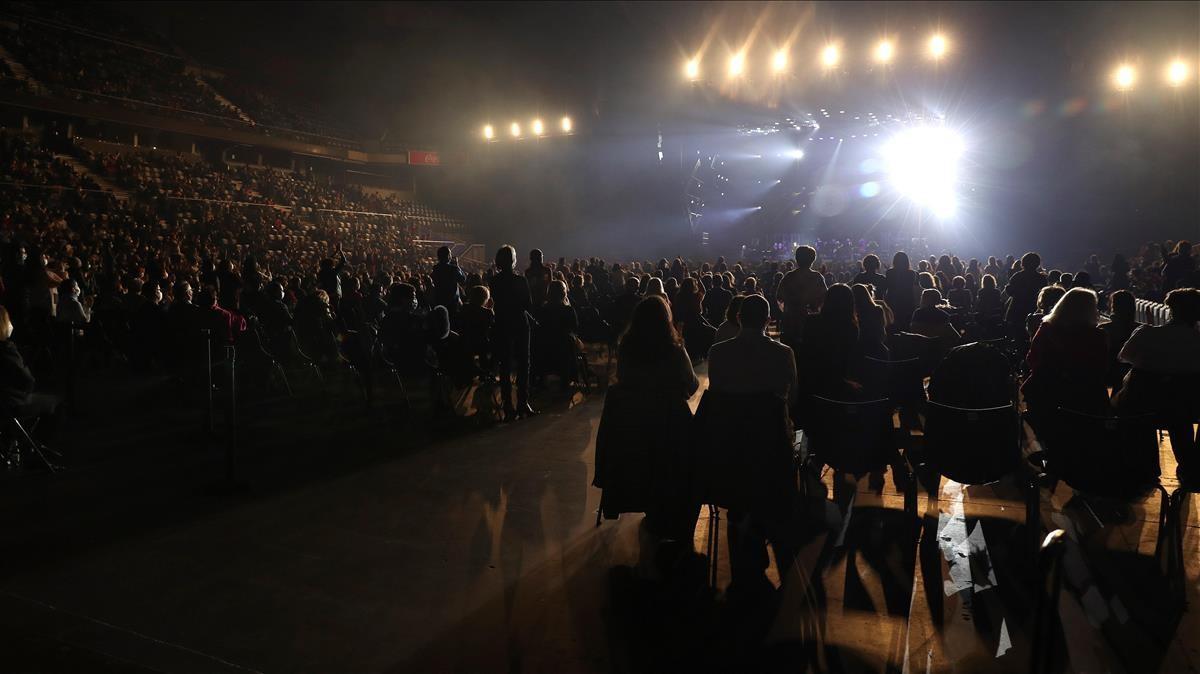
481, 116, 573, 141
684, 34, 952, 80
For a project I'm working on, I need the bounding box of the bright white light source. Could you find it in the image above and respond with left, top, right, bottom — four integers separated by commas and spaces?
882, 126, 964, 218
1166, 59, 1189, 87
928, 34, 947, 59
729, 52, 745, 77
772, 50, 788, 73
561, 116, 572, 133
821, 45, 840, 68
787, 149, 805, 159
482, 124, 494, 140
510, 122, 521, 137
875, 40, 895, 64
532, 119, 545, 135
685, 58, 700, 80
1113, 64, 1136, 91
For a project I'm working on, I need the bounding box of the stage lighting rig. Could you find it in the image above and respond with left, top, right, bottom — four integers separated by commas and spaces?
1113, 64, 1136, 91
685, 58, 700, 81
772, 50, 788, 74
483, 124, 494, 140
928, 34, 947, 59
561, 116, 573, 133
821, 44, 840, 69
874, 40, 895, 64
1166, 59, 1189, 87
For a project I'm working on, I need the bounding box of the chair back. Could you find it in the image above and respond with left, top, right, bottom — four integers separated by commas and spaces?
924, 401, 1020, 484
691, 389, 794, 514
887, 331, 941, 375
803, 395, 896, 475
1044, 408, 1160, 497
859, 356, 925, 406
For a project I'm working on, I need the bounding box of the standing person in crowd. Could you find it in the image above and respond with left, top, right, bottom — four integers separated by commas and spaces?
597, 294, 700, 576
606, 276, 642, 338
317, 246, 348, 310
703, 273, 733, 327
491, 245, 537, 419
775, 245, 827, 348
797, 284, 861, 398
1004, 252, 1048, 340
884, 252, 918, 332
713, 294, 745, 345
458, 285, 494, 372
431, 246, 466, 319
1161, 241, 1195, 292
525, 248, 552, 309
1026, 285, 1067, 340
852, 284, 890, 359
706, 295, 798, 596
55, 280, 92, 324
0, 305, 60, 443
535, 280, 580, 390
1114, 288, 1200, 483
852, 254, 887, 292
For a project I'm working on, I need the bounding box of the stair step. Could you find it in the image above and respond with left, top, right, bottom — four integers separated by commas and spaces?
54, 153, 130, 201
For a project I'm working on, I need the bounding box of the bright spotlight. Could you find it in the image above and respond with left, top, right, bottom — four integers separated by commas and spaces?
482, 124, 494, 140
684, 58, 700, 80
510, 122, 521, 137
882, 126, 964, 219
874, 40, 895, 64
1166, 59, 1189, 87
786, 149, 805, 160
1113, 64, 1136, 91
928, 34, 947, 59
821, 44, 840, 68
561, 116, 573, 133
532, 119, 545, 136
729, 52, 745, 77
772, 50, 788, 73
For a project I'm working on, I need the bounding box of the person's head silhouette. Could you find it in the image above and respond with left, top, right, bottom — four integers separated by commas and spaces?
738, 294, 770, 335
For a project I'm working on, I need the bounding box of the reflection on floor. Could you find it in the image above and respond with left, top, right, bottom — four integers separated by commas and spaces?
0, 365, 1196, 673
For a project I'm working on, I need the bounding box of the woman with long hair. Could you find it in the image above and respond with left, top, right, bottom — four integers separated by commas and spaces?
595, 295, 699, 577
798, 284, 861, 397
534, 280, 580, 389
884, 251, 918, 331
852, 284, 889, 359
1021, 287, 1109, 422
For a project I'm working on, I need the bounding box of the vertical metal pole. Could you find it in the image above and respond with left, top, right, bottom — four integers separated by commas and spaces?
226, 345, 237, 483
203, 330, 213, 434
66, 323, 77, 412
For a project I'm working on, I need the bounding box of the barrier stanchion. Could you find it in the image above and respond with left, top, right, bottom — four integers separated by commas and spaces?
225, 345, 237, 483
201, 329, 214, 435
65, 322, 77, 413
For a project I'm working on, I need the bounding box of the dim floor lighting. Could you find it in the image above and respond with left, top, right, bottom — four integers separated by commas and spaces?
1167, 59, 1189, 87
510, 122, 521, 137
729, 52, 745, 77
561, 116, 572, 133
483, 124, 494, 140
928, 34, 947, 59
875, 40, 895, 64
532, 119, 545, 135
772, 50, 788, 73
1113, 64, 1136, 91
821, 44, 840, 68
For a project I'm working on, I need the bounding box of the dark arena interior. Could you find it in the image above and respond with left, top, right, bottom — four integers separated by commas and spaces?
0, 1, 1198, 672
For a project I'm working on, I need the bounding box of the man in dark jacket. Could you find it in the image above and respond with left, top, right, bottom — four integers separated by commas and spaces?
491, 245, 536, 419
1003, 251, 1047, 340
431, 246, 466, 318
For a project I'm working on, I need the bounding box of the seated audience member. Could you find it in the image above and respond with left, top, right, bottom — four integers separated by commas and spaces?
946, 276, 972, 311
1098, 290, 1142, 390
712, 294, 745, 346
1114, 288, 1200, 481
295, 289, 341, 367
458, 285, 494, 371
1021, 287, 1109, 426
129, 282, 167, 371
425, 305, 474, 397
1004, 252, 1048, 339
0, 305, 60, 440
706, 295, 798, 595
852, 283, 889, 359
703, 273, 734, 326
675, 277, 716, 361
975, 274, 1004, 319
380, 282, 427, 373
55, 280, 91, 324
1026, 285, 1066, 340
910, 289, 961, 353
595, 295, 699, 575
535, 280, 581, 387
198, 287, 248, 347
606, 276, 642, 338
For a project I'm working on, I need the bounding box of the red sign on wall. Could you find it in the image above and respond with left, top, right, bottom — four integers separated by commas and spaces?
409, 150, 440, 166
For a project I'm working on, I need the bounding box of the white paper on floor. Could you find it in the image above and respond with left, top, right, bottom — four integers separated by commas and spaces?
996, 618, 1012, 658
938, 483, 999, 596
